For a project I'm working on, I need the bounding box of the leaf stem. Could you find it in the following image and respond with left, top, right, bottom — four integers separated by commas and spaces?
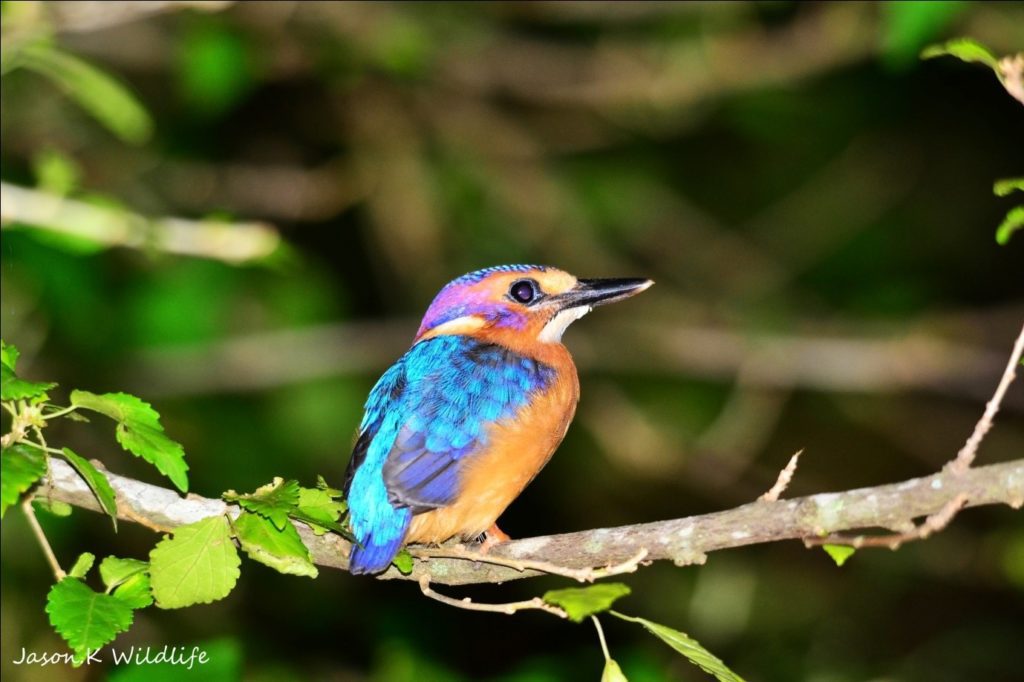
22, 497, 66, 581
42, 405, 79, 420
592, 615, 612, 662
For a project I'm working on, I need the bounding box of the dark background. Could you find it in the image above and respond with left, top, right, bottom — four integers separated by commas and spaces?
2, 2, 1022, 681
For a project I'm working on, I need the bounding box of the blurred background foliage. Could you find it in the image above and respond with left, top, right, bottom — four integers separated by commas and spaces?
1, 2, 1022, 680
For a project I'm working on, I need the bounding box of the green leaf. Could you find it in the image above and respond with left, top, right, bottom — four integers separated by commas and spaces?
294, 486, 346, 535
1, 444, 47, 517
543, 583, 631, 623
35, 498, 73, 517
223, 478, 299, 531
603, 658, 629, 682
113, 572, 154, 609
393, 549, 414, 575
0, 341, 56, 401
233, 511, 317, 578
149, 516, 240, 609
46, 578, 134, 665
19, 43, 152, 144
60, 447, 118, 529
612, 612, 746, 682
99, 556, 148, 591
921, 36, 1000, 69
70, 390, 189, 492
996, 206, 1024, 245
68, 552, 96, 579
823, 544, 857, 567
317, 474, 343, 497
994, 178, 1024, 196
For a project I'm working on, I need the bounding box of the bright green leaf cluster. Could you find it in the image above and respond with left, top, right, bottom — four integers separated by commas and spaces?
224, 477, 348, 536
224, 478, 300, 530
71, 390, 190, 492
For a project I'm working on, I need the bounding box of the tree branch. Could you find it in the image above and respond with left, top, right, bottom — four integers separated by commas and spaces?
36, 456, 1023, 586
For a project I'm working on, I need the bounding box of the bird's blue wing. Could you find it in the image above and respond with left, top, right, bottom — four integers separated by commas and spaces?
344, 335, 554, 573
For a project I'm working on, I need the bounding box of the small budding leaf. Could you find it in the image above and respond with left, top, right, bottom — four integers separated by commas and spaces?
99, 556, 148, 591
0, 341, 56, 401
294, 486, 347, 535
996, 206, 1024, 246
921, 37, 999, 69
149, 516, 240, 609
1, 444, 48, 518
60, 448, 118, 529
46, 578, 134, 665
233, 511, 317, 578
612, 612, 747, 682
70, 391, 189, 492
602, 658, 629, 682
823, 544, 857, 567
993, 178, 1024, 196
112, 572, 154, 610
68, 552, 96, 579
543, 583, 631, 623
392, 549, 414, 575
224, 478, 300, 531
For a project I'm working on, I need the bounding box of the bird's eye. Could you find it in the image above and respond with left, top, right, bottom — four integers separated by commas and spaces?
509, 279, 538, 304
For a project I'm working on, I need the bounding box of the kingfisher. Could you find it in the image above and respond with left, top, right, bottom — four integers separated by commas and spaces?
343, 264, 652, 574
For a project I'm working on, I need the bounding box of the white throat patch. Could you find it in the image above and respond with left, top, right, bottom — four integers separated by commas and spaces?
538, 306, 591, 343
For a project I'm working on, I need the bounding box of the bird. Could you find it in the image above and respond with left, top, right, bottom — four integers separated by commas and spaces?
343, 264, 652, 574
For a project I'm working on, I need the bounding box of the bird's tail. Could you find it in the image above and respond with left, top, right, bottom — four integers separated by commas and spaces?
348, 510, 412, 575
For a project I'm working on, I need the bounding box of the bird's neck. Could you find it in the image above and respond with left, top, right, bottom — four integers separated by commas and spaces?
472, 326, 577, 373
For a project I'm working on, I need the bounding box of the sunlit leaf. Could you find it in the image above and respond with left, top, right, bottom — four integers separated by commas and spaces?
921, 36, 1000, 69
602, 658, 629, 682
233, 510, 317, 578
60, 447, 117, 529
223, 478, 299, 531
996, 206, 1024, 245
70, 390, 189, 492
293, 486, 346, 536
392, 549, 414, 575
150, 516, 240, 609
99, 556, 148, 591
543, 583, 631, 623
993, 178, 1024, 196
68, 552, 96, 579
1, 444, 47, 518
46, 578, 134, 665
612, 612, 746, 682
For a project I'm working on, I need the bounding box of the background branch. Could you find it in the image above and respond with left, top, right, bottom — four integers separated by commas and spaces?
36, 456, 1023, 586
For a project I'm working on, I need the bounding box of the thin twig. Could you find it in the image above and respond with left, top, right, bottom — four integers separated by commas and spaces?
759, 449, 804, 502
805, 494, 969, 550
948, 322, 1024, 474
410, 546, 649, 583
22, 497, 65, 580
418, 575, 568, 618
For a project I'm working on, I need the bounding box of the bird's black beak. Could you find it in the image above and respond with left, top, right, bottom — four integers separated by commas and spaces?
556, 277, 653, 310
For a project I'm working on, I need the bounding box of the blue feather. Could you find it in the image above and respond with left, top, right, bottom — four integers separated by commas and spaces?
343, 335, 555, 574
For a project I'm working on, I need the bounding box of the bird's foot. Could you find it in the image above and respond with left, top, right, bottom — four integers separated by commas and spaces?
478, 524, 511, 554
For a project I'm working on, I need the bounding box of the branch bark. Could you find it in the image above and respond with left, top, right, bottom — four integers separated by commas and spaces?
37, 456, 1023, 586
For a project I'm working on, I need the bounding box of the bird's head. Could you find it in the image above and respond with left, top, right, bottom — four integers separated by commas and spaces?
414, 265, 652, 345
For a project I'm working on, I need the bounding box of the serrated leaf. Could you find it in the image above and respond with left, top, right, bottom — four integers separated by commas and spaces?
994, 178, 1024, 196
113, 572, 154, 609
233, 511, 317, 578
612, 612, 746, 682
60, 447, 117, 530
19, 43, 152, 143
100, 557, 148, 591
70, 390, 189, 492
823, 544, 857, 567
223, 478, 299, 531
393, 549, 414, 575
46, 578, 134, 665
0, 343, 56, 400
1, 444, 47, 517
921, 37, 999, 69
603, 658, 629, 682
543, 583, 631, 623
68, 552, 95, 579
996, 205, 1024, 245
294, 487, 346, 535
149, 516, 240, 609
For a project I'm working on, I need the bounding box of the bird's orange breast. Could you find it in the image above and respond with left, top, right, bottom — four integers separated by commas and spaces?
405, 350, 579, 544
